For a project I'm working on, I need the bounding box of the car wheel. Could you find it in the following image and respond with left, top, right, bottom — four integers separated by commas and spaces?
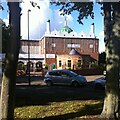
94, 83, 103, 90
46, 81, 53, 86
72, 81, 79, 87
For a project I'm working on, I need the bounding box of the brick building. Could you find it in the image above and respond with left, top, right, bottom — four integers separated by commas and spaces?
19, 20, 99, 72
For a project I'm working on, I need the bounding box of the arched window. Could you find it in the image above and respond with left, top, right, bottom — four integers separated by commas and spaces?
36, 62, 42, 72
27, 61, 34, 72
18, 61, 24, 70
68, 60, 71, 68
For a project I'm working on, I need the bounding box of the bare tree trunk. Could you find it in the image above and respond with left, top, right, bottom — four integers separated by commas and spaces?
0, 2, 21, 119
101, 3, 119, 120
112, 3, 120, 119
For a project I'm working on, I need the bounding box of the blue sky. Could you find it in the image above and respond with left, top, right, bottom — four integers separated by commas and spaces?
1, 0, 105, 53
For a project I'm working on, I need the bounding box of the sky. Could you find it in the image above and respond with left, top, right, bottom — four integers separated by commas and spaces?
0, 0, 105, 53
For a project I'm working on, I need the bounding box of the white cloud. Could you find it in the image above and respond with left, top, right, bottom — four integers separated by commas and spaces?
20, 0, 73, 40
99, 31, 104, 38
50, 9, 73, 31
3, 15, 9, 26
1, 0, 73, 39
99, 31, 105, 53
20, 0, 51, 39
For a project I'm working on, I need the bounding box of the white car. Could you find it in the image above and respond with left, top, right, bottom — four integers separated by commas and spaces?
93, 77, 120, 90
44, 69, 87, 87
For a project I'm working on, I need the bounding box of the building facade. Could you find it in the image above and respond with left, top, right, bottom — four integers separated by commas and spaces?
19, 20, 99, 73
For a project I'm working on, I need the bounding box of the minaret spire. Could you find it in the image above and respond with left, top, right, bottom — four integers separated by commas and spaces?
64, 16, 67, 26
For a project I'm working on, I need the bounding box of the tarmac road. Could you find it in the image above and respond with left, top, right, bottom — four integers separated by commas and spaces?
0, 75, 104, 119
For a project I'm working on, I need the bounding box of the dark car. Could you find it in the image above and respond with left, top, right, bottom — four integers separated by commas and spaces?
44, 69, 87, 87
93, 77, 120, 90
93, 77, 106, 89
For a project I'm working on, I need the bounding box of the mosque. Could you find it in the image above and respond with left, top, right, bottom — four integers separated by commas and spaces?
19, 19, 99, 73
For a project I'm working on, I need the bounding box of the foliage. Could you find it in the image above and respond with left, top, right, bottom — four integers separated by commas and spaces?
51, 2, 94, 24
76, 62, 82, 70
43, 64, 48, 70
0, 3, 4, 10
98, 52, 106, 65
16, 70, 26, 76
90, 61, 98, 69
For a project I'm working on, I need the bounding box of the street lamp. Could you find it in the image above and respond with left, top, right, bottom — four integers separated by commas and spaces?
28, 9, 31, 85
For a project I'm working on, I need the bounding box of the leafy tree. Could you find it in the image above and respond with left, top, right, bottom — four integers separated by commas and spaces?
99, 52, 106, 66
52, 1, 120, 119
0, 1, 21, 119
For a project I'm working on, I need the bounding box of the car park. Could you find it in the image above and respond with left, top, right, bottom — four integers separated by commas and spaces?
44, 69, 87, 87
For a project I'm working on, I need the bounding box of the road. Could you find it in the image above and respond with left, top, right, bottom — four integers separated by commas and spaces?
0, 75, 103, 96
0, 75, 104, 119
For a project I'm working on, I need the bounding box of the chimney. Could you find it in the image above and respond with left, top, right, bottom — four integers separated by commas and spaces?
90, 23, 94, 34
46, 19, 50, 34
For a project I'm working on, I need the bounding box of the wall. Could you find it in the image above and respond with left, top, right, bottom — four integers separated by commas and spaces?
42, 36, 99, 61
72, 68, 104, 76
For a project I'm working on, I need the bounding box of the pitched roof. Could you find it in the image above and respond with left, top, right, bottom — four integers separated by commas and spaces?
69, 49, 80, 55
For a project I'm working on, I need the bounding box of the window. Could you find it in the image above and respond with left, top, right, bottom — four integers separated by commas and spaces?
61, 71, 69, 77
49, 71, 60, 76
67, 44, 80, 48
52, 43, 56, 47
68, 60, 71, 68
77, 60, 81, 68
59, 60, 62, 67
89, 44, 93, 48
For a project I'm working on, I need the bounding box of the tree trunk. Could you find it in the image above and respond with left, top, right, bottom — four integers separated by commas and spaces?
101, 3, 119, 120
0, 2, 21, 119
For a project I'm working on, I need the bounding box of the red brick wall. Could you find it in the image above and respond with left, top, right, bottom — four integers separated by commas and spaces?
40, 37, 99, 61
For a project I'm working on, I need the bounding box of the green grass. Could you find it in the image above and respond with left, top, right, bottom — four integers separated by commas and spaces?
14, 100, 103, 119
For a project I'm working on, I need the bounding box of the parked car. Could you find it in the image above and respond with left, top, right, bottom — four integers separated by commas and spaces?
44, 69, 87, 87
93, 77, 120, 90
0, 68, 2, 75
93, 77, 106, 89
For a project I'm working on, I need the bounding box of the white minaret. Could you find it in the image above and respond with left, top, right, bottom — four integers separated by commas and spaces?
46, 19, 50, 34
90, 23, 95, 34
64, 16, 67, 26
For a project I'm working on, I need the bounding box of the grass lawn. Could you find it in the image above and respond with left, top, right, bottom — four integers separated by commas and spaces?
14, 100, 103, 120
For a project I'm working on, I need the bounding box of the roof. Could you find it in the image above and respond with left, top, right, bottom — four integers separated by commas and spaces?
60, 25, 73, 33
69, 49, 80, 55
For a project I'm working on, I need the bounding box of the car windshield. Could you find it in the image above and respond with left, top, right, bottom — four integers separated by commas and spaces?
68, 71, 78, 77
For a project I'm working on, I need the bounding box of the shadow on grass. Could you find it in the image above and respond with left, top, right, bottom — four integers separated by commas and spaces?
15, 101, 103, 120
15, 82, 105, 107
41, 102, 102, 120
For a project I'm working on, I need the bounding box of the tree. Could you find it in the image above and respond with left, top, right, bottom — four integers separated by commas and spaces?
2, 22, 10, 53
0, 1, 21, 119
52, 1, 120, 119
101, 3, 120, 119
99, 52, 106, 65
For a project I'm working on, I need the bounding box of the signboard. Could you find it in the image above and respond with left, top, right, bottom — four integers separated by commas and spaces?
46, 54, 55, 58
